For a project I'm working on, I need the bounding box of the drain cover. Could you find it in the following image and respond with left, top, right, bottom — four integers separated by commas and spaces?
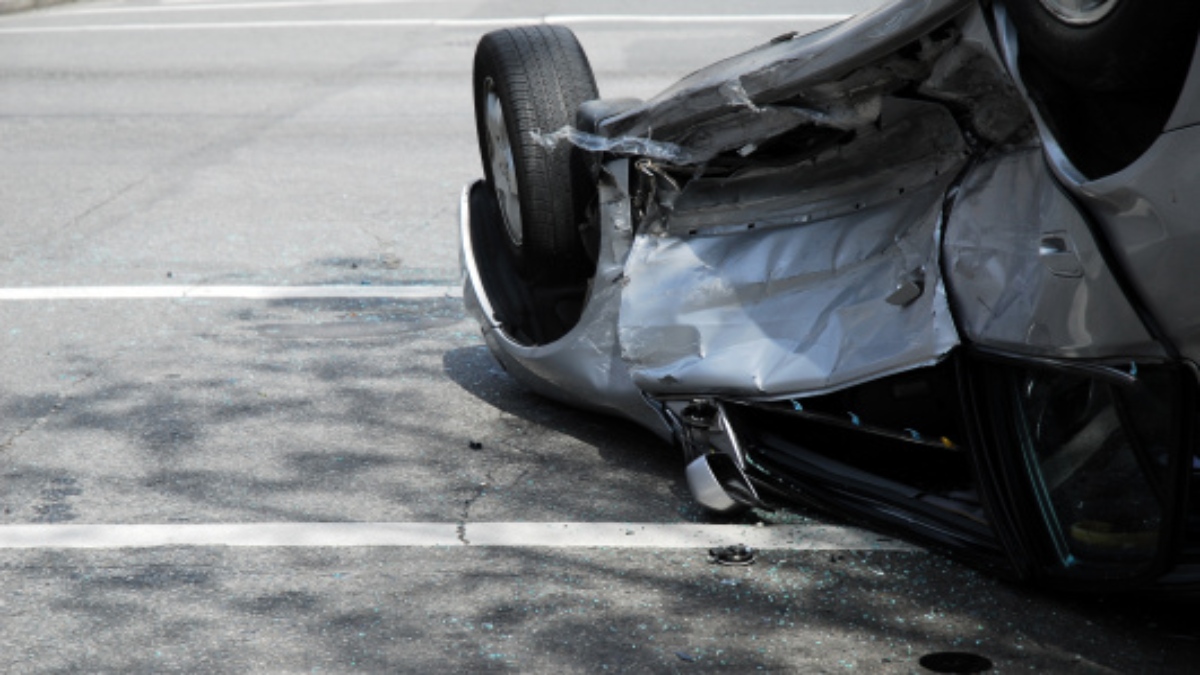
919, 652, 993, 673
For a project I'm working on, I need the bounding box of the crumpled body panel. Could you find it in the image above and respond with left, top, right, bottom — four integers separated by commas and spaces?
536, 0, 1030, 168
599, 0, 976, 147
599, 4, 1031, 399
618, 196, 959, 398
617, 101, 967, 397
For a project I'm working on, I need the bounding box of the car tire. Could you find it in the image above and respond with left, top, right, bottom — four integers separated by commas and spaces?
1006, 0, 1200, 91
473, 26, 599, 281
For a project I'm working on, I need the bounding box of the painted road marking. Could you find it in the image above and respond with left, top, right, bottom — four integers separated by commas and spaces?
0, 15, 851, 34
0, 285, 462, 300
0, 522, 918, 551
59, 0, 464, 15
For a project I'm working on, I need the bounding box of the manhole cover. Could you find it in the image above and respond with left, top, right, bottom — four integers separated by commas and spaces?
919, 652, 993, 673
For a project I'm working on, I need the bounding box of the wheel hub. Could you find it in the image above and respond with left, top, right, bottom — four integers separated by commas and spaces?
1037, 0, 1120, 25
483, 80, 523, 247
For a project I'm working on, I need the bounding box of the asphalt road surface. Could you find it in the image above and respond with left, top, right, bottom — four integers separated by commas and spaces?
2, 0, 1199, 672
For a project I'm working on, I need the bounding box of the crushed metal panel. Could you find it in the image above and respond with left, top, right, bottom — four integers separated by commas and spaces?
617, 189, 959, 397
617, 101, 966, 398
598, 0, 975, 146
652, 99, 968, 236
535, 3, 1026, 169
944, 148, 1166, 359
916, 37, 1031, 145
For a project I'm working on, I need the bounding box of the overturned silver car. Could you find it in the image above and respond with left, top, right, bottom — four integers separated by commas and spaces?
460, 0, 1200, 594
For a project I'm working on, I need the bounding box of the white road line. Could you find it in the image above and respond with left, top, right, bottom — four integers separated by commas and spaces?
465, 522, 916, 550
0, 522, 918, 551
0, 285, 462, 300
0, 15, 850, 34
58, 0, 459, 15
543, 14, 848, 24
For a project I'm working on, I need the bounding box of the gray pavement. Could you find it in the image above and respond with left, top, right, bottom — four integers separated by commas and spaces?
0, 0, 75, 15
2, 1, 1199, 672
3, 546, 1185, 673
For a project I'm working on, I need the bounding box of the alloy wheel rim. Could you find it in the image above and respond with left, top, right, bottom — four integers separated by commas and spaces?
1037, 0, 1120, 25
484, 80, 523, 247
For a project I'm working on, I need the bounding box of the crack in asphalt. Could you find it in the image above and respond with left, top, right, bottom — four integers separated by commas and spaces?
456, 473, 493, 545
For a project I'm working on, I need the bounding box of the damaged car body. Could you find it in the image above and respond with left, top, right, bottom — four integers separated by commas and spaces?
460, 0, 1200, 594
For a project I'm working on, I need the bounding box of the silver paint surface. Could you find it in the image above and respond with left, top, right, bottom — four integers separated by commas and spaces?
1071, 126, 1200, 365
944, 148, 1165, 359
617, 102, 965, 397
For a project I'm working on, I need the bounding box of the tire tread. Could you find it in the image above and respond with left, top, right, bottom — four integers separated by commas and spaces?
472, 26, 598, 280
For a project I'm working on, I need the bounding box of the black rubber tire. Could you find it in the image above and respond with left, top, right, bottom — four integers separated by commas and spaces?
1007, 0, 1200, 91
473, 26, 599, 281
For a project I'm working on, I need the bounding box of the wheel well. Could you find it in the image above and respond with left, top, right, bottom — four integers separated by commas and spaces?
467, 183, 588, 346
1018, 52, 1193, 178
